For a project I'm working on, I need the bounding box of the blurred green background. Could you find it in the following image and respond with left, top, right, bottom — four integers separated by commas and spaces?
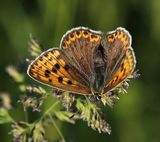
0, 0, 160, 142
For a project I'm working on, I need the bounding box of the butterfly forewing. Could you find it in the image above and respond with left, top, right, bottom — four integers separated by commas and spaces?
27, 48, 91, 94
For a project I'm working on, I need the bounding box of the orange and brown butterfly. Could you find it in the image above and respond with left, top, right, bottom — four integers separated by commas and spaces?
27, 27, 136, 97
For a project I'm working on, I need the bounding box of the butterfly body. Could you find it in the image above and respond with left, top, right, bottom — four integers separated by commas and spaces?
91, 43, 107, 93
28, 27, 136, 96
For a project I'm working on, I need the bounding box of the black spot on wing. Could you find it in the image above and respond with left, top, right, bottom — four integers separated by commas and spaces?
64, 64, 69, 70
67, 80, 72, 85
52, 67, 57, 73
49, 78, 52, 82
58, 76, 63, 83
54, 63, 60, 70
45, 70, 50, 77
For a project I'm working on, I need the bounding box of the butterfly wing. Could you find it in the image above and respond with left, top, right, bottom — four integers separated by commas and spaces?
103, 27, 136, 93
60, 27, 102, 81
27, 48, 91, 94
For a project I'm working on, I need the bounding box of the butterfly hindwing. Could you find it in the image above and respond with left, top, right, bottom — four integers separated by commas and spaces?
104, 48, 135, 93
27, 48, 91, 94
103, 27, 136, 93
60, 27, 102, 80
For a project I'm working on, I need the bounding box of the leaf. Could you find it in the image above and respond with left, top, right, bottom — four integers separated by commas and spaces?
28, 35, 43, 57
10, 121, 32, 142
75, 98, 111, 134
54, 111, 75, 124
32, 122, 47, 142
0, 108, 13, 124
6, 66, 24, 83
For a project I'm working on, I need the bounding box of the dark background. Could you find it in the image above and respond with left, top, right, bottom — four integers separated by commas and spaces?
0, 0, 160, 142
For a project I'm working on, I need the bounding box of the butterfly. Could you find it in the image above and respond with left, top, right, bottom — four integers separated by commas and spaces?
27, 27, 136, 97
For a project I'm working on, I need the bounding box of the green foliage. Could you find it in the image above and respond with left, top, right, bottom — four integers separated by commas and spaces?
2, 35, 135, 141
0, 93, 13, 124
0, 38, 116, 142
5, 62, 112, 141
0, 0, 160, 142
76, 98, 111, 134
0, 108, 13, 124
